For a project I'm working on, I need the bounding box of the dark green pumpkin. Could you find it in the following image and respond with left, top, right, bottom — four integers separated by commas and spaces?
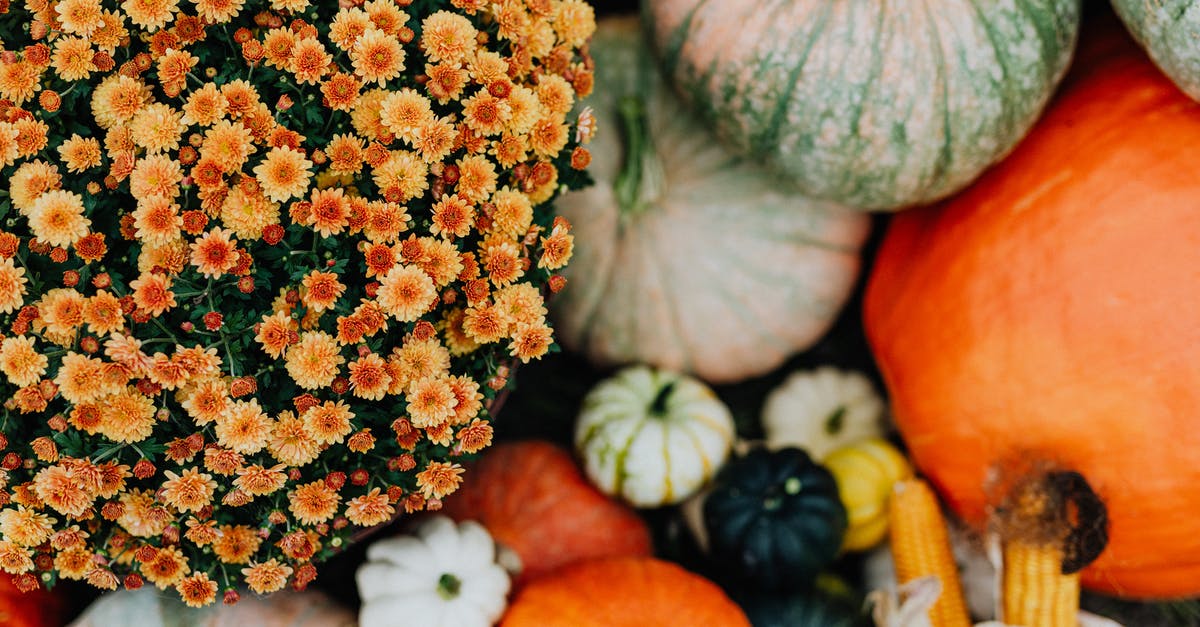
738, 592, 866, 627
703, 447, 847, 591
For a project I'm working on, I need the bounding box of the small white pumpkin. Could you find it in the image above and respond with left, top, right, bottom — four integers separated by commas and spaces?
576, 366, 735, 508
357, 516, 510, 627
761, 367, 886, 460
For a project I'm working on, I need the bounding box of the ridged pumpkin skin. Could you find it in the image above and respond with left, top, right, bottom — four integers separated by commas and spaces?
554, 18, 868, 383
864, 24, 1200, 598
1113, 0, 1200, 100
703, 448, 847, 591
500, 557, 750, 627
644, 0, 1081, 210
439, 441, 652, 587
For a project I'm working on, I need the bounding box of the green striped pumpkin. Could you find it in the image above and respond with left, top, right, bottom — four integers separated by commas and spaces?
554, 17, 868, 384
575, 366, 735, 508
644, 0, 1082, 210
1113, 0, 1200, 100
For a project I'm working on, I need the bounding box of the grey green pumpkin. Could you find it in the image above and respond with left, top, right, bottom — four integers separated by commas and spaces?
643, 0, 1082, 210
554, 17, 869, 383
1113, 0, 1200, 100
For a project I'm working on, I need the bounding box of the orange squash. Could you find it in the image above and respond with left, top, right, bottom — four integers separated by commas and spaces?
0, 575, 64, 627
499, 557, 749, 627
864, 18, 1200, 599
439, 441, 652, 586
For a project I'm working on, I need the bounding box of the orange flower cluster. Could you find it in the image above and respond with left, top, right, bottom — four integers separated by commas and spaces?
0, 0, 594, 606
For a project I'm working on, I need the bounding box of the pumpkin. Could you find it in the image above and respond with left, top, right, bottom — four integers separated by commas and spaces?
576, 365, 735, 507
739, 592, 866, 627
553, 17, 869, 383
761, 367, 887, 460
0, 575, 63, 627
825, 438, 913, 552
703, 447, 847, 590
69, 589, 355, 626
863, 17, 1200, 598
499, 557, 750, 627
438, 440, 652, 586
644, 0, 1082, 211
357, 516, 510, 627
1113, 0, 1200, 100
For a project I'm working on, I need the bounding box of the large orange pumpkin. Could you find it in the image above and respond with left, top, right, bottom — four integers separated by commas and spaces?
864, 18, 1200, 599
500, 557, 749, 626
0, 575, 64, 627
439, 441, 653, 586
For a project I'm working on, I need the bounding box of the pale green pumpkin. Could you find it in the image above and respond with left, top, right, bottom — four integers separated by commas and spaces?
554, 17, 868, 383
644, 0, 1081, 210
1113, 0, 1200, 100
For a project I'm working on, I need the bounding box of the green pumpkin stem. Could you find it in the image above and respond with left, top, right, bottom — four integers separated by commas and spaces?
614, 96, 665, 216
436, 573, 462, 600
649, 380, 675, 417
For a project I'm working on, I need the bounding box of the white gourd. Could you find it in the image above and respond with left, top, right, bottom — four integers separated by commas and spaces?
357, 516, 510, 627
576, 366, 735, 508
761, 366, 886, 460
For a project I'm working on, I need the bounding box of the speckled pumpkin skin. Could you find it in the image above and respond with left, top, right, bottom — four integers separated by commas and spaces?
644, 0, 1081, 210
1113, 0, 1200, 100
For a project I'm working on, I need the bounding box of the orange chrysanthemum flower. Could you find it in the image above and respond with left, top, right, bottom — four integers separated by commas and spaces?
212, 524, 262, 564
420, 11, 476, 65
233, 463, 287, 496
188, 227, 240, 278
307, 187, 350, 237
288, 480, 339, 526
132, 195, 182, 246
376, 264, 435, 322
414, 461, 463, 500
302, 400, 354, 445
290, 38, 332, 85
320, 72, 361, 111
99, 387, 157, 443
33, 465, 93, 518
57, 136, 103, 173
0, 60, 41, 105
268, 413, 320, 466
379, 88, 433, 143
128, 154, 183, 200
0, 507, 56, 547
300, 270, 346, 313
219, 186, 279, 240
181, 378, 231, 425
348, 353, 391, 400
176, 572, 218, 608
214, 399, 272, 454
28, 190, 90, 248
141, 546, 190, 591
51, 37, 97, 81
0, 336, 48, 387
405, 376, 458, 428
193, 0, 244, 22
430, 194, 474, 239
130, 272, 176, 317
344, 488, 393, 527
160, 468, 217, 513
121, 0, 180, 31
242, 559, 293, 595
253, 147, 312, 202
131, 103, 186, 154
456, 418, 494, 454
351, 28, 406, 86
202, 120, 256, 173
284, 331, 343, 390
0, 258, 27, 314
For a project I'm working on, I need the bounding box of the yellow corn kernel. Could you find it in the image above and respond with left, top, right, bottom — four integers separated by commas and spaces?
888, 479, 971, 627
1002, 539, 1079, 627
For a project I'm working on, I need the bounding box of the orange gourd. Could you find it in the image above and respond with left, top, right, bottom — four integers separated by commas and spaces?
864, 16, 1200, 599
439, 441, 652, 586
500, 557, 749, 627
0, 575, 63, 627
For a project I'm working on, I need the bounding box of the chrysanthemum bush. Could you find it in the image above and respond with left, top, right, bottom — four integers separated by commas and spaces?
0, 0, 595, 607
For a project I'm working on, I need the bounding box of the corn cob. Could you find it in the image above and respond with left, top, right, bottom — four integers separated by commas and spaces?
888, 478, 971, 627
997, 474, 1081, 627
1002, 539, 1080, 627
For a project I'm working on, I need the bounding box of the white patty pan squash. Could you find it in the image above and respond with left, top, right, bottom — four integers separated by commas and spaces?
552, 17, 869, 385
645, 0, 1082, 210
357, 516, 510, 627
761, 367, 886, 460
576, 366, 736, 508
